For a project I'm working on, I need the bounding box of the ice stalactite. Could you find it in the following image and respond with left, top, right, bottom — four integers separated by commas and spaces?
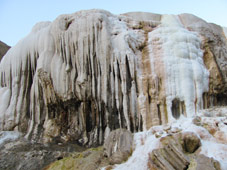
0, 10, 226, 145
0, 10, 146, 144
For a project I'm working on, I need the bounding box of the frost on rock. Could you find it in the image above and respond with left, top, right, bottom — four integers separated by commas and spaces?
0, 10, 226, 144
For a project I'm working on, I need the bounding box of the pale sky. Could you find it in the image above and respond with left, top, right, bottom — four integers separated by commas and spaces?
0, 0, 227, 46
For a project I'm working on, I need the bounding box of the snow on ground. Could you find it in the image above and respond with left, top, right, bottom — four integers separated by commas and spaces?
101, 113, 227, 170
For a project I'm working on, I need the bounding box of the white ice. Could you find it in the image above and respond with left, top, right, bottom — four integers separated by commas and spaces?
148, 14, 209, 121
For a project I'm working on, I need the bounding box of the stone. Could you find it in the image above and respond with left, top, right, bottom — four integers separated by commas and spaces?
148, 131, 222, 170
44, 147, 110, 170
149, 138, 190, 170
0, 40, 10, 61
0, 138, 86, 170
43, 119, 61, 143
213, 130, 227, 144
195, 154, 221, 170
192, 116, 202, 126
182, 132, 201, 153
104, 129, 133, 164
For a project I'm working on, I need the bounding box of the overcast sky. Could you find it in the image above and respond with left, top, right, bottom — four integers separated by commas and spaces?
0, 0, 227, 46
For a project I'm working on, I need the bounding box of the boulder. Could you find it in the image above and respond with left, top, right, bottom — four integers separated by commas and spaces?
148, 132, 221, 170
150, 143, 190, 170
182, 132, 201, 153
104, 129, 133, 164
195, 154, 221, 170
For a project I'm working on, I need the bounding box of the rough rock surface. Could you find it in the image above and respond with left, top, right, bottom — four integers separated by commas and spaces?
25, 107, 225, 170
182, 132, 201, 153
109, 107, 227, 170
104, 128, 133, 164
0, 137, 85, 170
0, 9, 227, 145
149, 136, 190, 170
148, 132, 220, 170
194, 154, 221, 170
44, 147, 110, 170
0, 41, 10, 61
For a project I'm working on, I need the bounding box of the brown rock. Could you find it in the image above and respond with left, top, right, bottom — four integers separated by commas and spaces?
213, 131, 227, 144
192, 116, 202, 126
195, 154, 221, 170
149, 139, 190, 170
104, 129, 133, 164
182, 132, 201, 153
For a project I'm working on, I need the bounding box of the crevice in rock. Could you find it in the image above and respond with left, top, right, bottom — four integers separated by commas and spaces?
157, 104, 162, 125
171, 99, 186, 119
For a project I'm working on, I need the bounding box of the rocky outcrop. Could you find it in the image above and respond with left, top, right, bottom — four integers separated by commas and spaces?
44, 147, 110, 170
0, 41, 10, 61
149, 139, 190, 170
0, 9, 226, 145
110, 108, 227, 170
148, 131, 220, 170
21, 107, 225, 170
182, 132, 201, 153
104, 129, 133, 164
0, 136, 85, 170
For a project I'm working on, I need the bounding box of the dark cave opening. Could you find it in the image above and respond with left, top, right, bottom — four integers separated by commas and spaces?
171, 98, 186, 119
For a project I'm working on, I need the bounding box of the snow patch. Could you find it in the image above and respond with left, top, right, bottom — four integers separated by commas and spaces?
111, 130, 161, 170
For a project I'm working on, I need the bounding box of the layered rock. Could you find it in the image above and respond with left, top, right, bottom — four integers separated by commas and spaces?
0, 10, 226, 145
148, 133, 221, 170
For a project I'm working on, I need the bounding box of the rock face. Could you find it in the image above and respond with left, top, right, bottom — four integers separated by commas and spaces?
0, 41, 10, 61
0, 9, 227, 145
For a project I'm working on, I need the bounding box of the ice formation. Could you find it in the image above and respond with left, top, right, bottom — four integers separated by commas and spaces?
0, 10, 226, 145
148, 15, 209, 122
